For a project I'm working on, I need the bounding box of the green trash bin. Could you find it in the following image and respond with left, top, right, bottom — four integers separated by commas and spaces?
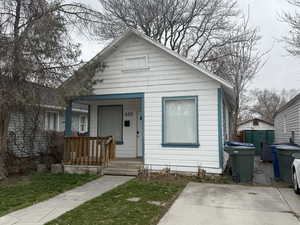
225, 145, 256, 183
276, 145, 300, 184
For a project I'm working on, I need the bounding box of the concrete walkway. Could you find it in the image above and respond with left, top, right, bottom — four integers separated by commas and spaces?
253, 156, 275, 185
0, 175, 133, 225
158, 182, 300, 225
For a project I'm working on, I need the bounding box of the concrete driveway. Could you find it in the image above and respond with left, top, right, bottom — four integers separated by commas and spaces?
158, 183, 300, 225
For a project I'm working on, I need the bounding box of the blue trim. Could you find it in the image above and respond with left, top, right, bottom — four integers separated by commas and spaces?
87, 105, 90, 136
71, 93, 144, 101
141, 97, 145, 160
97, 105, 124, 145
162, 144, 200, 148
161, 96, 199, 147
65, 101, 72, 137
218, 88, 224, 169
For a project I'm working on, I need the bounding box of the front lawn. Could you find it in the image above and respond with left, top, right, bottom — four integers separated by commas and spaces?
46, 177, 187, 225
0, 172, 97, 216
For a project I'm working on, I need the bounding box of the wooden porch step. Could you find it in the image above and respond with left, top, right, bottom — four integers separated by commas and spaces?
103, 167, 139, 176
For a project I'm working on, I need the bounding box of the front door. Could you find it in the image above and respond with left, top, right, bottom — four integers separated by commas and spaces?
98, 103, 138, 158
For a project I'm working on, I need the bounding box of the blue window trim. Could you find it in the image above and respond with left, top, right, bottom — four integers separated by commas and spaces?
218, 88, 224, 169
97, 105, 124, 145
161, 96, 199, 148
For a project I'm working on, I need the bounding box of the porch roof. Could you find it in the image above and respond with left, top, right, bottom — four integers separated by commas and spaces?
67, 93, 144, 104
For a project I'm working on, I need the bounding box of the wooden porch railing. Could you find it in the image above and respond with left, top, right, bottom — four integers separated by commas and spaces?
63, 136, 116, 167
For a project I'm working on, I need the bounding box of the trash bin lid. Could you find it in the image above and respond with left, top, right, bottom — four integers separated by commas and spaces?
225, 141, 254, 147
224, 145, 255, 151
292, 153, 300, 159
275, 145, 300, 151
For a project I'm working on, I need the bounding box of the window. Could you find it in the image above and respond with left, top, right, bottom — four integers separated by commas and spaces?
123, 55, 148, 71
98, 105, 123, 144
253, 119, 259, 126
162, 96, 198, 146
45, 111, 59, 131
79, 115, 88, 133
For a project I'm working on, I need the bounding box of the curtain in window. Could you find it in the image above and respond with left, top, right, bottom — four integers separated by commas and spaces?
164, 98, 197, 144
98, 106, 122, 142
46, 112, 58, 131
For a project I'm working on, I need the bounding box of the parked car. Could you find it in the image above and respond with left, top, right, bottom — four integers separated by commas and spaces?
292, 154, 300, 194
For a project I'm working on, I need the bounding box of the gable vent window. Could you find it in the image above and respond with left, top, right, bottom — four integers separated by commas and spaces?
123, 55, 148, 71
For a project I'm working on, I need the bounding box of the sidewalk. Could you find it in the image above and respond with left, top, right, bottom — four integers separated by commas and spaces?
0, 175, 134, 225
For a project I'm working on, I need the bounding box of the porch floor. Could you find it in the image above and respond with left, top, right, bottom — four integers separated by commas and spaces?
104, 158, 143, 176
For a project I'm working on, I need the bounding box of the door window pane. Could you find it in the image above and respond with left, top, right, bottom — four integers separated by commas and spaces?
163, 97, 198, 145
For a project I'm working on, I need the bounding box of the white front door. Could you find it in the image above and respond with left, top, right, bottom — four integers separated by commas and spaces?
97, 100, 140, 158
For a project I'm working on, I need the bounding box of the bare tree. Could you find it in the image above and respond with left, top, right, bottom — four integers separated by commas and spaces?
247, 89, 298, 123
282, 0, 300, 56
93, 0, 249, 65
0, 0, 101, 179
209, 17, 264, 137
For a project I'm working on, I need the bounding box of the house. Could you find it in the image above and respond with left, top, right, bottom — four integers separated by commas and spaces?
238, 118, 274, 134
237, 118, 275, 155
274, 93, 300, 145
63, 29, 234, 174
8, 85, 88, 156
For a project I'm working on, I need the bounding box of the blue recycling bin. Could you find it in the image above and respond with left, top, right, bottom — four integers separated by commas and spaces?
271, 145, 280, 178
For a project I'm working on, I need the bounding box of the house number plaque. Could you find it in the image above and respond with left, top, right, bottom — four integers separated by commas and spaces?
125, 112, 133, 117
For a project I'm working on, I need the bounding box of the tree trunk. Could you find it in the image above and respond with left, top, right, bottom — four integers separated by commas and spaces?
0, 110, 10, 180
232, 94, 240, 140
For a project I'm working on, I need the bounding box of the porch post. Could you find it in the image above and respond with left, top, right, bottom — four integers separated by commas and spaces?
65, 100, 72, 137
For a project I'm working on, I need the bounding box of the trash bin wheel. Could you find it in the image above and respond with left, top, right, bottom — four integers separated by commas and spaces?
293, 169, 300, 195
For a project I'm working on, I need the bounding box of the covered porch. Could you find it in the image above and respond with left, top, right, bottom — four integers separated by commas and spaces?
63, 93, 145, 175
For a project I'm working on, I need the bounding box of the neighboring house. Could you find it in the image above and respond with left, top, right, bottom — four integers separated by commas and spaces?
274, 93, 300, 145
237, 118, 274, 134
64, 29, 234, 174
238, 118, 275, 155
8, 86, 88, 156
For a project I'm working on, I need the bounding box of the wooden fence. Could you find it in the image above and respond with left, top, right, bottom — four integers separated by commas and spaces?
63, 136, 116, 166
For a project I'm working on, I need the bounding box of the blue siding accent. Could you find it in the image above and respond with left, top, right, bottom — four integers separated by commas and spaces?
218, 88, 224, 169
65, 101, 72, 137
162, 144, 200, 148
161, 96, 199, 147
71, 93, 144, 101
141, 97, 145, 160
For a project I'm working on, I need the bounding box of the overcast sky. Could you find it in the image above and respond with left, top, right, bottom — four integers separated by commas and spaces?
73, 0, 300, 91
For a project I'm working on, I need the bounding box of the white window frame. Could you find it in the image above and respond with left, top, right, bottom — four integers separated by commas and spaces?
122, 55, 149, 71
45, 111, 59, 132
162, 96, 199, 147
79, 115, 88, 133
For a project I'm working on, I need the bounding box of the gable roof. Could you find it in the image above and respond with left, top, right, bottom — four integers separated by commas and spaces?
238, 118, 274, 127
274, 93, 300, 117
63, 29, 234, 91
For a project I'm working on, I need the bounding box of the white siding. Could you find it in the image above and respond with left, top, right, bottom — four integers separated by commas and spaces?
91, 34, 222, 173
274, 99, 300, 144
237, 121, 274, 133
